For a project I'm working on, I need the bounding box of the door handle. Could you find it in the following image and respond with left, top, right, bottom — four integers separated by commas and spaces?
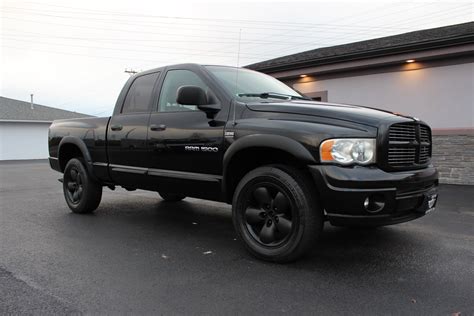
110, 124, 123, 131
150, 124, 166, 131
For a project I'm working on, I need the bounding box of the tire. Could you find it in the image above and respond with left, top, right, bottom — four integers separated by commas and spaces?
232, 165, 323, 263
63, 158, 102, 214
158, 192, 186, 202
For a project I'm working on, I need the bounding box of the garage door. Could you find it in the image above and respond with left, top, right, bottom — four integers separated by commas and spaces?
0, 121, 51, 160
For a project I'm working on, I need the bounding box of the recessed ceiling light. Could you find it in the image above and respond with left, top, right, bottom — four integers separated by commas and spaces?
300, 74, 308, 78
406, 59, 416, 63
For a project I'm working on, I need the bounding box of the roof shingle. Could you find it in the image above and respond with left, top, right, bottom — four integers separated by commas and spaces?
246, 22, 474, 72
0, 96, 92, 121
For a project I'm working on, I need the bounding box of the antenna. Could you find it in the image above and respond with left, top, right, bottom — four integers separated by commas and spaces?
236, 28, 242, 68
232, 28, 242, 126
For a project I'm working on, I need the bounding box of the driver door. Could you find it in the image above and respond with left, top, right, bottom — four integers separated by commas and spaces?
145, 69, 226, 199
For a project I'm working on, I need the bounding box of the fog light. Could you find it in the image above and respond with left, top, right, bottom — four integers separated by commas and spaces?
363, 194, 385, 213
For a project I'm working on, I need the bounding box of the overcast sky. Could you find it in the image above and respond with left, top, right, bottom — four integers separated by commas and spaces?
1, 0, 472, 116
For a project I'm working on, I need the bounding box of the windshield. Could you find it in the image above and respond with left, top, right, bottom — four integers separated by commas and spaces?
205, 66, 305, 101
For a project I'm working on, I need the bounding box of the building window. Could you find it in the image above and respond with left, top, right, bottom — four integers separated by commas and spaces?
305, 90, 328, 102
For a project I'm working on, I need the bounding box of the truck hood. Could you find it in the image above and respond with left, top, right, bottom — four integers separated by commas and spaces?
246, 100, 415, 127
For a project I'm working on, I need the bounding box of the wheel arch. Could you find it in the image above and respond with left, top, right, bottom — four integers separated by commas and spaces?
58, 136, 94, 175
222, 134, 317, 203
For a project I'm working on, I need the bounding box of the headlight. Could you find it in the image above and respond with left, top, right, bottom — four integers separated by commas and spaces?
320, 138, 376, 165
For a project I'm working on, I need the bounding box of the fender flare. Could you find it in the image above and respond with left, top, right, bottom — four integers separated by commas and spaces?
58, 136, 94, 175
222, 134, 316, 199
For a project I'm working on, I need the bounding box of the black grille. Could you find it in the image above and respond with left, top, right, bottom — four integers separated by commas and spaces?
387, 122, 432, 169
389, 124, 416, 142
419, 145, 430, 164
420, 125, 431, 143
388, 147, 416, 167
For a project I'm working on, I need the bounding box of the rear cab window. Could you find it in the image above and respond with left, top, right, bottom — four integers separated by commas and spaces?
121, 72, 160, 114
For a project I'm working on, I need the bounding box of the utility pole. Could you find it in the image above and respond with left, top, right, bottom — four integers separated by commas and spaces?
30, 94, 34, 110
124, 68, 139, 76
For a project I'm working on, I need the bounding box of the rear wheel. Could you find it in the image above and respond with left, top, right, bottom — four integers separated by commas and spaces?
232, 165, 323, 262
63, 158, 102, 214
158, 192, 186, 202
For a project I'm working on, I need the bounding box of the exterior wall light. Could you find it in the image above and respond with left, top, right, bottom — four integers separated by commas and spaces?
300, 74, 308, 78
406, 59, 416, 63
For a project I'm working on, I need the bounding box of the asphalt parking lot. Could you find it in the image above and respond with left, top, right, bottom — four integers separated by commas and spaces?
0, 160, 473, 315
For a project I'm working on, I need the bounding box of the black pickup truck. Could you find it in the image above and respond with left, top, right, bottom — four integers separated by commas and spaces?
49, 63, 438, 262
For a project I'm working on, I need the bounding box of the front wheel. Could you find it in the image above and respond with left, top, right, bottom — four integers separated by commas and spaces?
232, 165, 323, 262
63, 158, 102, 214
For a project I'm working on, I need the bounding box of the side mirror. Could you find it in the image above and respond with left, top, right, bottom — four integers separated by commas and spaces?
177, 85, 207, 106
176, 85, 221, 119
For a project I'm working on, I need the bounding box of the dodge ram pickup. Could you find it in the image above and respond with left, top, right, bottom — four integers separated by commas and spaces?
49, 63, 439, 262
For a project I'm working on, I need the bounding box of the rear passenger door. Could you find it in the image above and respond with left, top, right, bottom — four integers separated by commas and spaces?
107, 71, 160, 186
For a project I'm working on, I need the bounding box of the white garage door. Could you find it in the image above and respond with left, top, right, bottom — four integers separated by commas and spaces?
0, 121, 51, 160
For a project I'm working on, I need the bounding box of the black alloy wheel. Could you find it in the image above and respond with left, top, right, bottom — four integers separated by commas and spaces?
244, 185, 294, 246
65, 166, 84, 205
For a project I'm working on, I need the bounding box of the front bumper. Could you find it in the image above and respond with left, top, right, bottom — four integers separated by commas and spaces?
309, 164, 439, 226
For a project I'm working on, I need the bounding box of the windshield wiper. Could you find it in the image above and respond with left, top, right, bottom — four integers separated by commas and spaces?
237, 92, 310, 101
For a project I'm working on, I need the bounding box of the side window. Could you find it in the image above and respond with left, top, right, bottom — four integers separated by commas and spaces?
121, 72, 159, 114
158, 70, 209, 112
